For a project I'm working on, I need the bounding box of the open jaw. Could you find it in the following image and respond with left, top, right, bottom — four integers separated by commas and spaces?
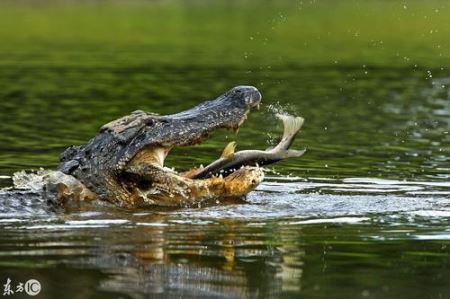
130, 88, 261, 178
145, 116, 254, 177
121, 86, 266, 207
128, 85, 262, 172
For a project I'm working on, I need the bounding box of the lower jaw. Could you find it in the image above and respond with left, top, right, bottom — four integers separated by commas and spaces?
126, 166, 264, 208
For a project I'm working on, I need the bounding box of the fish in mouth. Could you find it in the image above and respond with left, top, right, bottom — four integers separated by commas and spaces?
52, 86, 305, 208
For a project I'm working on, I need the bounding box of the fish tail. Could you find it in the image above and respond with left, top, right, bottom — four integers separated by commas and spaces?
272, 114, 304, 151
276, 114, 304, 141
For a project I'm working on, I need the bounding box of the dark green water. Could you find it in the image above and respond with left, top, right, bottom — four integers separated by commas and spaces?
0, 1, 449, 298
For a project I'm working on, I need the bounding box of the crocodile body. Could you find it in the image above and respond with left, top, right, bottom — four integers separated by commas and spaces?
57, 86, 264, 207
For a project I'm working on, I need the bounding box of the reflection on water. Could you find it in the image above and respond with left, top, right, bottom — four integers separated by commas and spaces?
0, 176, 449, 298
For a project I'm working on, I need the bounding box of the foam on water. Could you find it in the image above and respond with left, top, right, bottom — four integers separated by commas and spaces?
11, 169, 51, 191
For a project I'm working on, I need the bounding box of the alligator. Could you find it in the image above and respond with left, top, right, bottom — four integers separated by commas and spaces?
3, 86, 305, 209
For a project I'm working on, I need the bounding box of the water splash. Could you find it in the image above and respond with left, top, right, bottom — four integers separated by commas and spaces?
12, 168, 51, 191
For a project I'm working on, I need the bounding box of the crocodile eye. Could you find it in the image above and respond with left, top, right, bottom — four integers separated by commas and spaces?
144, 118, 156, 126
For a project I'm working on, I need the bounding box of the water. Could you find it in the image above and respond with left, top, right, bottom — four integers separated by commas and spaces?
0, 1, 450, 298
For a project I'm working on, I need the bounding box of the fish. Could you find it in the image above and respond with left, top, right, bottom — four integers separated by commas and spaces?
191, 113, 306, 179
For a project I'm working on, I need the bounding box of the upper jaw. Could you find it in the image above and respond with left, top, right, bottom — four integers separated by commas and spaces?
118, 86, 262, 169
162, 85, 262, 145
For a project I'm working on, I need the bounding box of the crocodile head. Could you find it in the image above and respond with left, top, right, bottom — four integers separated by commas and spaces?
116, 85, 262, 170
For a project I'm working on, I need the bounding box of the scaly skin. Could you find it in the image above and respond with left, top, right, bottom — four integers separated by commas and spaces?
56, 86, 263, 207
122, 164, 263, 207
